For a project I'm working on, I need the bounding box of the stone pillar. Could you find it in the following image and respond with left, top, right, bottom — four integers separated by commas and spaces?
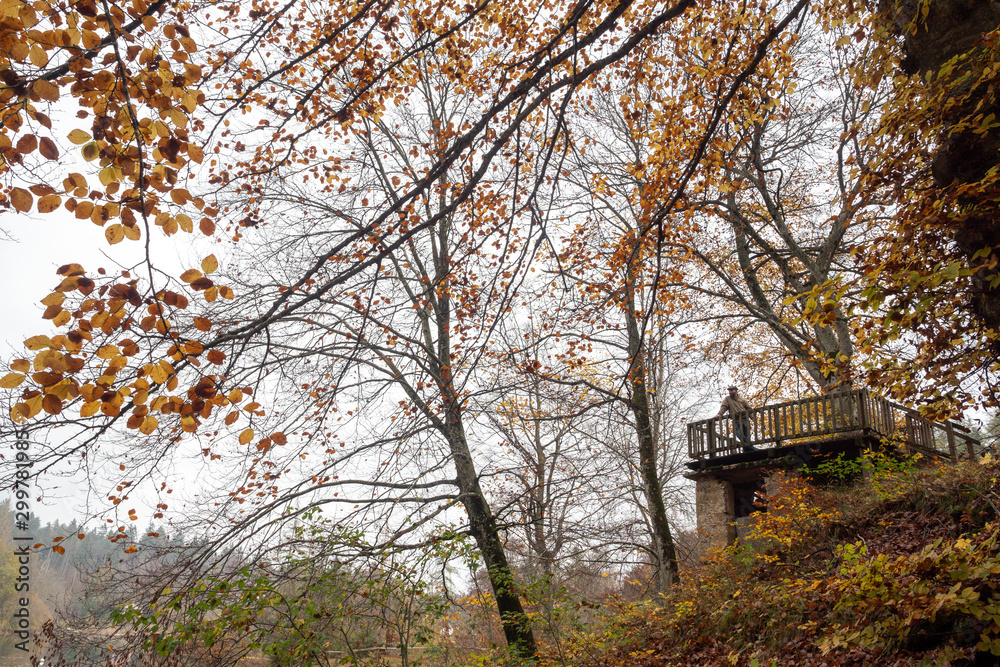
695, 476, 736, 552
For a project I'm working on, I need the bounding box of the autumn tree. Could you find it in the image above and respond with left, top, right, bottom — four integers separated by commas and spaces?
537, 3, 810, 589
673, 23, 894, 393
841, 1, 1000, 416
0, 0, 849, 658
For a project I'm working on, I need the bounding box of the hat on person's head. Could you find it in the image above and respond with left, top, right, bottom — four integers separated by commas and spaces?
727, 385, 737, 390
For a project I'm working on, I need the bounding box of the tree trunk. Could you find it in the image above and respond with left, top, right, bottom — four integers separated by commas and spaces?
446, 417, 537, 657
625, 263, 680, 592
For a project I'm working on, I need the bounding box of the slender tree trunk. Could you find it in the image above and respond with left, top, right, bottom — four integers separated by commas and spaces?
431, 235, 536, 657
445, 415, 537, 657
625, 263, 680, 592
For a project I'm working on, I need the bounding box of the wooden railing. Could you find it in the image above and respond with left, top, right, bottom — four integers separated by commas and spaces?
687, 388, 980, 461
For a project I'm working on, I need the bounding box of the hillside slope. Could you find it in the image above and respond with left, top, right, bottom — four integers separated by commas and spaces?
562, 457, 1000, 667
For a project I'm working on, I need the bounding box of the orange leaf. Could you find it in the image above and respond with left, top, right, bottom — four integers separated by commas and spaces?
238, 428, 254, 445
206, 349, 225, 365
37, 193, 61, 213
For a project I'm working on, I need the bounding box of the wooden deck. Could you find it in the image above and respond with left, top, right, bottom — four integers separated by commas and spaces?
686, 388, 980, 470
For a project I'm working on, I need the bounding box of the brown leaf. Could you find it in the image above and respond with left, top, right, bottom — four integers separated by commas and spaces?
38, 136, 58, 160
32, 79, 59, 102
190, 277, 214, 291
10, 188, 32, 212
16, 135, 37, 154
42, 394, 61, 415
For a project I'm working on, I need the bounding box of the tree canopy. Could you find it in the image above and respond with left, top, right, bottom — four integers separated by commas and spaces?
1, 0, 997, 659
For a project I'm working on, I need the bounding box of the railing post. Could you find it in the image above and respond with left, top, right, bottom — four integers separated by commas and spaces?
945, 422, 957, 459
905, 415, 915, 454
857, 389, 869, 431
707, 420, 716, 458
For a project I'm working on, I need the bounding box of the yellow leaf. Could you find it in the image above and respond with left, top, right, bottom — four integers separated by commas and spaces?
239, 428, 254, 445
10, 359, 29, 373
148, 363, 167, 385
40, 292, 64, 307
139, 415, 158, 434
52, 310, 70, 327
105, 224, 124, 245
0, 373, 25, 388
123, 224, 141, 241
98, 166, 120, 186
180, 269, 202, 283
201, 254, 218, 274
28, 44, 47, 67
67, 129, 91, 145
170, 188, 191, 205
97, 345, 119, 360
24, 335, 52, 351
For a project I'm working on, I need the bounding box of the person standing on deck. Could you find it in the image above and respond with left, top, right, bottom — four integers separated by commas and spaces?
717, 386, 756, 452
